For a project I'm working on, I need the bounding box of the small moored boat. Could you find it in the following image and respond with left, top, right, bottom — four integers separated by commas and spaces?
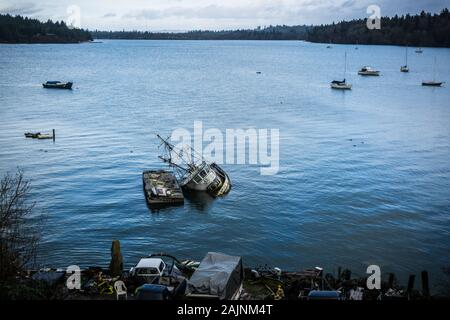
400, 46, 409, 72
331, 52, 352, 90
422, 57, 444, 87
358, 66, 380, 76
422, 81, 444, 87
331, 79, 352, 90
42, 81, 73, 89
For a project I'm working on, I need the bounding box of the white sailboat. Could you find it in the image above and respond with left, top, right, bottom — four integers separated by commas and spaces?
331, 51, 352, 90
400, 46, 409, 72
422, 57, 444, 87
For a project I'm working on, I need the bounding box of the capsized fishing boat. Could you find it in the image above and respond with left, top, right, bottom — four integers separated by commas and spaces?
358, 66, 380, 76
157, 135, 231, 197
42, 81, 73, 89
331, 52, 352, 90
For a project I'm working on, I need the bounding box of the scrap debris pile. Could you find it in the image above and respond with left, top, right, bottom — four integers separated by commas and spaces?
13, 244, 435, 300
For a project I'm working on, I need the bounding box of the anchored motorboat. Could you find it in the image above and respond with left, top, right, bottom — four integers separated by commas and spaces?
42, 81, 73, 89
157, 134, 231, 197
358, 66, 380, 76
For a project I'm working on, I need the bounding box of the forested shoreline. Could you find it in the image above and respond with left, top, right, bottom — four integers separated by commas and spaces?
0, 14, 92, 43
1, 9, 449, 47
92, 9, 450, 47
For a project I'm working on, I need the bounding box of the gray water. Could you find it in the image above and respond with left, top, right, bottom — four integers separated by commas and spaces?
0, 40, 449, 292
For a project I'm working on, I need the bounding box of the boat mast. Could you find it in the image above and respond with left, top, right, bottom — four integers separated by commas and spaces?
344, 51, 347, 80
433, 56, 436, 82
405, 45, 408, 66
156, 134, 196, 171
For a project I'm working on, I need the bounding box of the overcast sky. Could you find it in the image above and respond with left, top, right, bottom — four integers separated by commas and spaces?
0, 0, 448, 31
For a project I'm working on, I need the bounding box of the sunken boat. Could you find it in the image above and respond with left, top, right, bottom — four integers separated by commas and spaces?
157, 134, 231, 197
42, 81, 73, 89
143, 170, 184, 208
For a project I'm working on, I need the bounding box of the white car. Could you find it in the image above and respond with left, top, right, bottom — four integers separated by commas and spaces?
130, 258, 166, 284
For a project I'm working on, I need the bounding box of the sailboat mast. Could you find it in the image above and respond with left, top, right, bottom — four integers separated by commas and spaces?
344, 51, 347, 79
405, 45, 408, 66
433, 56, 436, 82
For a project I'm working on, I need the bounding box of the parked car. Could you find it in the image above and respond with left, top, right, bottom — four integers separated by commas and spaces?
129, 258, 166, 284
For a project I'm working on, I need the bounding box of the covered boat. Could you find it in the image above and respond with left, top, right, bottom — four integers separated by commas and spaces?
42, 81, 73, 89
157, 134, 231, 197
187, 252, 243, 300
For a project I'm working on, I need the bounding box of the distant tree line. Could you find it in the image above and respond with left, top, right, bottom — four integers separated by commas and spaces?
91, 8, 450, 47
307, 9, 450, 47
0, 14, 92, 43
92, 25, 310, 41
2, 9, 450, 47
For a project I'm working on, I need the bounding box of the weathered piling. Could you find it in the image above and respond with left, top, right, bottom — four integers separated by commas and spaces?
52, 129, 55, 142
407, 274, 415, 292
109, 240, 123, 277
388, 273, 395, 288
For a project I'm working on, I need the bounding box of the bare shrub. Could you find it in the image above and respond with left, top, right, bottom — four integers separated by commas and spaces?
0, 169, 40, 281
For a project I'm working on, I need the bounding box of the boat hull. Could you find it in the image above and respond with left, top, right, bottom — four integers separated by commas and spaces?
181, 163, 231, 197
43, 82, 73, 89
358, 71, 380, 76
422, 82, 444, 87
330, 83, 352, 90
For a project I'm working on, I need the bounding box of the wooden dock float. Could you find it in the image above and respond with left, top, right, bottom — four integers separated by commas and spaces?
142, 170, 184, 208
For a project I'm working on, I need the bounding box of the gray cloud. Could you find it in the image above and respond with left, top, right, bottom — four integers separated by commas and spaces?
0, 2, 42, 16
103, 12, 117, 18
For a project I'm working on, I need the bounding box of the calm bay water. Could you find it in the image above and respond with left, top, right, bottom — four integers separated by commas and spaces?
0, 40, 449, 291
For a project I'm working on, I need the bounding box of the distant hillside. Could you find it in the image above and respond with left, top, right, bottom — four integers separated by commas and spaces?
307, 9, 450, 47
91, 8, 450, 47
92, 25, 310, 41
0, 14, 92, 43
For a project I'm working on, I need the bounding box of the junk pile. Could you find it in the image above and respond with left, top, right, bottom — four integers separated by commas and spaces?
143, 170, 184, 208
15, 241, 436, 300
24, 129, 55, 140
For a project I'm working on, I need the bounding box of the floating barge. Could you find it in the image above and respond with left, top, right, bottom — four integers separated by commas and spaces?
142, 170, 184, 208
